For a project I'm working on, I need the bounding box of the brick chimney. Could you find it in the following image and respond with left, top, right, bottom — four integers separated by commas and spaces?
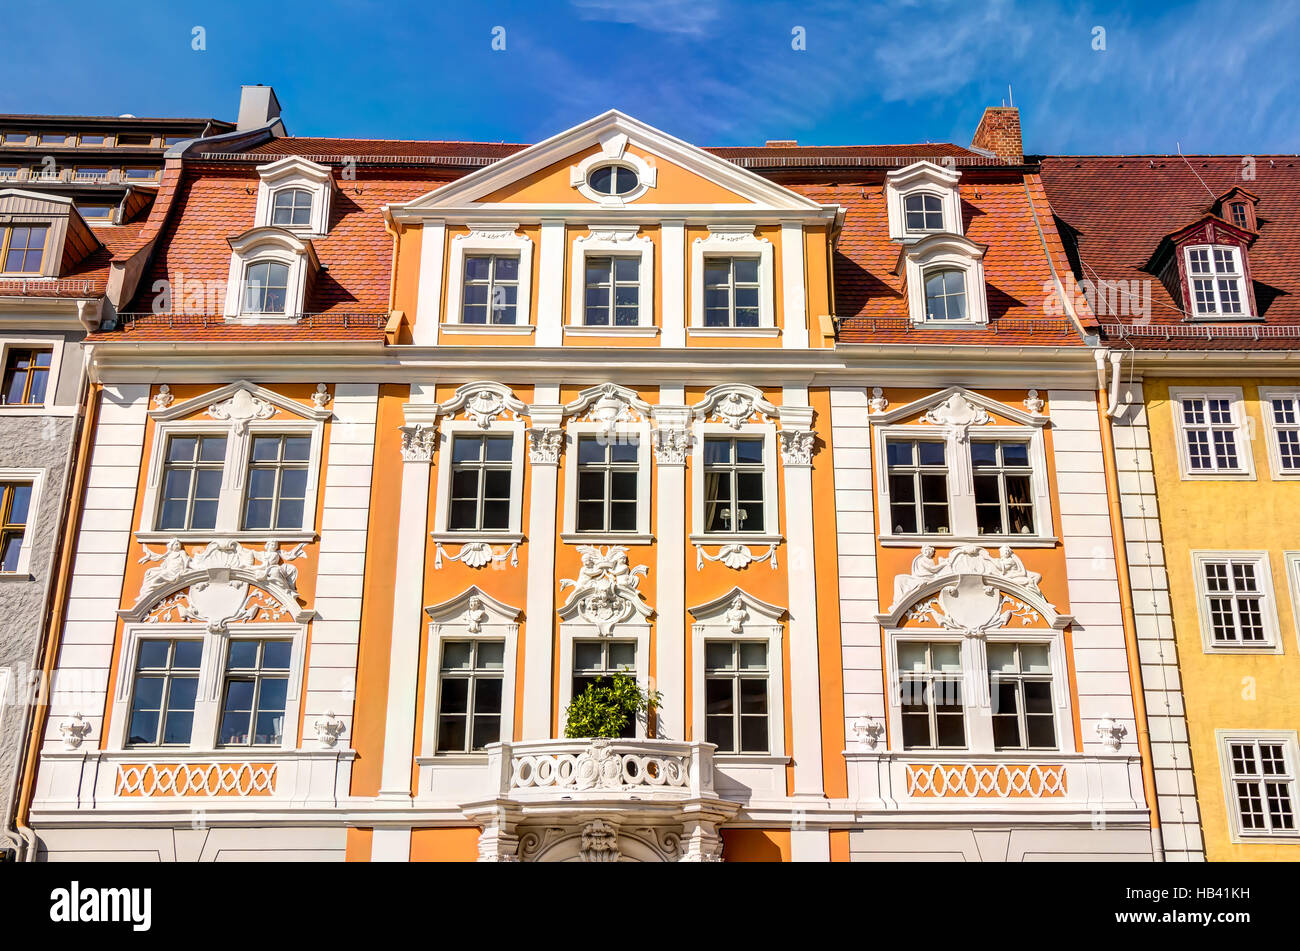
971, 106, 1022, 163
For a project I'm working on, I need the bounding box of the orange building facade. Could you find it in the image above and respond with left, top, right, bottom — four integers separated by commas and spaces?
24, 110, 1158, 861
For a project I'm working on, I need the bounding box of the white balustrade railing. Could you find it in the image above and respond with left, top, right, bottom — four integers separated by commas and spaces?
483, 738, 718, 800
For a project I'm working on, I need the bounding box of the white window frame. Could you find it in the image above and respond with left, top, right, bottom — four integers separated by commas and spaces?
442, 226, 534, 334
252, 155, 333, 237
561, 420, 652, 544
0, 337, 66, 415
431, 418, 526, 543
1184, 244, 1251, 319
901, 234, 989, 327
884, 160, 963, 241
1216, 730, 1300, 842
902, 191, 946, 234
690, 615, 785, 762
0, 467, 43, 578
109, 622, 307, 752
138, 416, 325, 542
873, 424, 1054, 546
1259, 388, 1300, 480
1191, 550, 1282, 654
885, 627, 1071, 754
566, 227, 656, 335
222, 228, 316, 322
557, 626, 651, 739
689, 421, 781, 545
1170, 387, 1255, 480
688, 225, 777, 337
568, 137, 657, 207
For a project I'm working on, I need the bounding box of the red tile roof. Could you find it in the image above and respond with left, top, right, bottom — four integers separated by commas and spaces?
1040, 154, 1300, 350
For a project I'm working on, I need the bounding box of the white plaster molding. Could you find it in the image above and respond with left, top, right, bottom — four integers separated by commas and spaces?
558, 544, 653, 635
884, 160, 963, 241
689, 225, 775, 330
568, 227, 655, 327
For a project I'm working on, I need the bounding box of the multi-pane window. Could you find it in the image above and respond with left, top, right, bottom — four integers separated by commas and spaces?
449, 434, 512, 531
37, 133, 67, 145
898, 641, 965, 750
573, 640, 637, 739
703, 257, 760, 328
123, 167, 158, 181
1, 133, 28, 145
971, 441, 1035, 535
436, 640, 504, 753
241, 260, 290, 314
271, 187, 313, 227
886, 439, 950, 534
1202, 559, 1268, 645
0, 481, 31, 573
127, 639, 202, 746
116, 133, 153, 147
79, 134, 109, 146
75, 203, 114, 221
904, 193, 944, 231
702, 437, 765, 533
576, 435, 638, 532
704, 640, 768, 754
243, 434, 310, 530
1180, 396, 1241, 472
587, 165, 639, 197
1269, 394, 1300, 471
1228, 740, 1297, 835
1186, 245, 1245, 316
461, 255, 519, 325
158, 434, 226, 531
218, 639, 291, 747
2, 347, 51, 405
923, 268, 966, 321
583, 256, 639, 326
988, 642, 1055, 750
1230, 203, 1250, 229
1, 225, 47, 273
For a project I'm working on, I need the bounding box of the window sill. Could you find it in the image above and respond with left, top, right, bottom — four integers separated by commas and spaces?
689, 533, 783, 546
223, 314, 302, 325
439, 323, 535, 335
564, 325, 660, 337
0, 404, 73, 417
415, 753, 488, 765
0, 572, 34, 582
560, 532, 654, 546
686, 326, 780, 338
1177, 471, 1256, 482
430, 531, 525, 545
1185, 314, 1259, 322
714, 753, 790, 767
1203, 643, 1283, 655
134, 530, 317, 544
878, 534, 1059, 548
909, 319, 988, 329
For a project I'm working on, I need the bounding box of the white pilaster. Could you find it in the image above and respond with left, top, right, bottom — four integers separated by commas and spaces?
521, 384, 562, 738
536, 219, 566, 347
780, 221, 808, 349
661, 220, 686, 348
781, 385, 824, 797
790, 827, 830, 862
413, 220, 445, 347
653, 384, 689, 738
370, 827, 412, 862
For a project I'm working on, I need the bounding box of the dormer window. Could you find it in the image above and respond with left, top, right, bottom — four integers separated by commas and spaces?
905, 193, 944, 232
924, 268, 966, 321
1230, 203, 1249, 230
1, 225, 46, 273
899, 234, 989, 326
1186, 245, 1245, 317
271, 188, 313, 228
241, 261, 290, 315
587, 165, 639, 197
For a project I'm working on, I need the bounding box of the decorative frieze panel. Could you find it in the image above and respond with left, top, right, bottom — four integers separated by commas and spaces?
694, 541, 779, 571
433, 540, 519, 570
889, 544, 1047, 613
904, 763, 1067, 799
115, 762, 278, 798
558, 545, 652, 634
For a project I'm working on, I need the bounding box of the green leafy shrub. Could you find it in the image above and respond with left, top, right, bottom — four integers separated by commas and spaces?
563, 672, 661, 739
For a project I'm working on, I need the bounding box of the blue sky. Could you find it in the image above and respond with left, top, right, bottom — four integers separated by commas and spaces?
4, 0, 1299, 153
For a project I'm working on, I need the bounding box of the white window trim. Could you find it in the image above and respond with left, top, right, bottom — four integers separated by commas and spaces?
1191, 550, 1282, 654
138, 416, 325, 542
1284, 552, 1300, 653
1216, 729, 1300, 843
421, 618, 520, 758
688, 225, 776, 335
690, 615, 785, 760
1184, 244, 1252, 319
1259, 388, 1300, 480
557, 625, 651, 739
253, 156, 333, 237
0, 466, 44, 578
872, 423, 1055, 545
901, 234, 989, 327
884, 160, 963, 241
431, 417, 527, 543
568, 134, 658, 207
109, 621, 307, 752
689, 420, 782, 544
567, 226, 655, 330
0, 337, 67, 416
443, 225, 534, 331
884, 627, 1071, 754
1169, 386, 1256, 481
560, 419, 652, 544
222, 228, 316, 322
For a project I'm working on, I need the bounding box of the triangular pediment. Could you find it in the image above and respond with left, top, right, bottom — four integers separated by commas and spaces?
869, 385, 1047, 428
389, 110, 833, 218
149, 380, 333, 423
689, 587, 787, 624
426, 585, 522, 626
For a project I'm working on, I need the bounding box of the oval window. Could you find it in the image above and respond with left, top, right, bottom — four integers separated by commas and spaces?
588, 164, 639, 197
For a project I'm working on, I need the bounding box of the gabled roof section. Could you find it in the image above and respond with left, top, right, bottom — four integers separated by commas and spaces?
390, 110, 832, 218
1144, 212, 1257, 273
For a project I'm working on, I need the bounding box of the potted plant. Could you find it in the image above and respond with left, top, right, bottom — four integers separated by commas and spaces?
563, 671, 661, 739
